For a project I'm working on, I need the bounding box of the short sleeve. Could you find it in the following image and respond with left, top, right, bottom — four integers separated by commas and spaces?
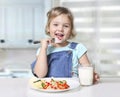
75, 43, 87, 59
36, 45, 52, 56
36, 48, 40, 56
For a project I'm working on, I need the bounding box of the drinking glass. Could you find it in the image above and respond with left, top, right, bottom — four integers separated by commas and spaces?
78, 65, 94, 86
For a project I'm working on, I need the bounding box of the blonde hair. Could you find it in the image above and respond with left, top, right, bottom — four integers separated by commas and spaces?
45, 6, 76, 39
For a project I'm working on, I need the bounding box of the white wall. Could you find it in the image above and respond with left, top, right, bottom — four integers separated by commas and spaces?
0, 0, 52, 48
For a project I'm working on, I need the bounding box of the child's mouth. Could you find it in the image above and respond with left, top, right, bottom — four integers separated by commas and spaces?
55, 33, 64, 40
54, 33, 64, 43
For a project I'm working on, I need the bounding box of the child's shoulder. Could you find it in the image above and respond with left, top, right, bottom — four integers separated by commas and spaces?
70, 42, 86, 49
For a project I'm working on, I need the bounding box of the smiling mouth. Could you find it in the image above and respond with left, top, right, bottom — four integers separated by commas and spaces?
55, 33, 64, 40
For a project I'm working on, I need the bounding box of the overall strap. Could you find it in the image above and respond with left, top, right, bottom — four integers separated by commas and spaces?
69, 42, 78, 49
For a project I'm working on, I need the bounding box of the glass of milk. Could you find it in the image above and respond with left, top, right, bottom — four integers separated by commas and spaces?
78, 65, 94, 86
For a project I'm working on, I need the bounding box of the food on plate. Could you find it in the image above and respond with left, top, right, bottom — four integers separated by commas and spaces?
33, 78, 70, 90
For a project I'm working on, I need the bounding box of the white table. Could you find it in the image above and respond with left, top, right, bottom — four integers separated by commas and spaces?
0, 78, 28, 97
27, 77, 120, 97
0, 77, 120, 97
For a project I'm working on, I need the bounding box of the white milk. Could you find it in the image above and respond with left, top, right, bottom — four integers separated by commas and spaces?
78, 66, 93, 86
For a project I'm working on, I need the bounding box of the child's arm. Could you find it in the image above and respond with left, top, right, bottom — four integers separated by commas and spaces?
33, 38, 53, 78
79, 53, 90, 66
79, 53, 100, 83
34, 47, 48, 78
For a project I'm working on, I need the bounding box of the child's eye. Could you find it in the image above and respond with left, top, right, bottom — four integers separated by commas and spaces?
64, 25, 69, 28
53, 24, 58, 26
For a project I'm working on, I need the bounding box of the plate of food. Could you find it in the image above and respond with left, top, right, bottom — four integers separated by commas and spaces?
29, 77, 80, 92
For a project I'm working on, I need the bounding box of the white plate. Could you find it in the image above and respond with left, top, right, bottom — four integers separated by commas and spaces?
29, 78, 80, 92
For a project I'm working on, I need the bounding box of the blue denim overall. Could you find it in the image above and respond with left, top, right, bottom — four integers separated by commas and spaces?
31, 42, 77, 77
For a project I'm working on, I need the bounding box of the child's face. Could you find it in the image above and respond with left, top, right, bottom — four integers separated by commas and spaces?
48, 14, 72, 43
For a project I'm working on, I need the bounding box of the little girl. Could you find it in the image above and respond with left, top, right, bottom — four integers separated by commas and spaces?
31, 6, 99, 83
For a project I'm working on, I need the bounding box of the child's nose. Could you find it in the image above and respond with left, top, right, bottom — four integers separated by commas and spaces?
58, 26, 63, 31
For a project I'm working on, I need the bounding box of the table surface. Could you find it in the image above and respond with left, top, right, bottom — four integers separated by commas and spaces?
0, 77, 120, 97
0, 78, 28, 97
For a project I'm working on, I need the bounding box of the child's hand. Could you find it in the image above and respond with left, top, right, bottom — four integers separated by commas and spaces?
93, 72, 100, 84
40, 38, 54, 49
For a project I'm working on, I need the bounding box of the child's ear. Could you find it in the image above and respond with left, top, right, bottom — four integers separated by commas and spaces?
47, 30, 50, 33
47, 27, 50, 33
